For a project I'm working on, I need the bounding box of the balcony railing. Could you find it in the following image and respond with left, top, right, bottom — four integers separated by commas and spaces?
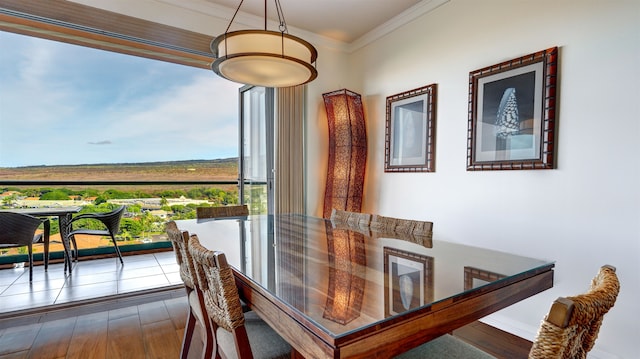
0, 180, 247, 266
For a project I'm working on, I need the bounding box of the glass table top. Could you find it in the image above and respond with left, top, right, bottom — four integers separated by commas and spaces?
176, 214, 553, 338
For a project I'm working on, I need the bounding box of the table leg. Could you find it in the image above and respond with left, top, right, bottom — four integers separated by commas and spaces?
43, 219, 50, 271
58, 214, 73, 273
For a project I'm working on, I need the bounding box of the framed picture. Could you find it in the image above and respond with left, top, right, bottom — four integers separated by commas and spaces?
467, 47, 558, 170
384, 247, 434, 317
463, 266, 506, 290
384, 84, 437, 172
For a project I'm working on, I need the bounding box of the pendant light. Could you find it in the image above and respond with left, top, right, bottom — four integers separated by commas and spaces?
210, 0, 318, 87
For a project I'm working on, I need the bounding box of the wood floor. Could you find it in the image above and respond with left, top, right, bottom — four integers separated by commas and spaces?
0, 289, 532, 359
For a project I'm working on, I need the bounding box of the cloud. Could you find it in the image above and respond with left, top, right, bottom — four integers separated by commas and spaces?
88, 140, 112, 145
1, 32, 243, 167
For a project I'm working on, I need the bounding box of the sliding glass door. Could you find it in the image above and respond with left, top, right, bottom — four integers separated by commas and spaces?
239, 86, 275, 215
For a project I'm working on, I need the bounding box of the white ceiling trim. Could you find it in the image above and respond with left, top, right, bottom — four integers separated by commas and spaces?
348, 0, 450, 53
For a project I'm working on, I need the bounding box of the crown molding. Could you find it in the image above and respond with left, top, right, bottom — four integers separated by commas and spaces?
348, 0, 450, 53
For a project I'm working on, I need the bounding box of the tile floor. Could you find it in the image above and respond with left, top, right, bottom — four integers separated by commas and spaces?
0, 251, 181, 315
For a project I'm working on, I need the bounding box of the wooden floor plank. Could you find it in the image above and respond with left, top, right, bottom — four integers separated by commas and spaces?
66, 311, 109, 359
27, 317, 76, 359
0, 293, 533, 359
142, 319, 181, 359
106, 314, 145, 359
108, 306, 139, 321
0, 351, 29, 359
138, 300, 170, 325
164, 296, 188, 330
0, 323, 41, 355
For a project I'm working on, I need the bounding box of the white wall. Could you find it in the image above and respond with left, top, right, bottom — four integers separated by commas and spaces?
306, 0, 639, 357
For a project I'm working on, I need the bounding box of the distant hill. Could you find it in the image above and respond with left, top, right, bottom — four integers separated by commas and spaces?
0, 158, 238, 182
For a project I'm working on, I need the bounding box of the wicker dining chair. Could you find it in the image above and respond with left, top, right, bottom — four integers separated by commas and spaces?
396, 265, 620, 359
67, 205, 125, 264
188, 234, 291, 359
528, 265, 620, 359
370, 214, 433, 238
0, 212, 50, 282
166, 221, 213, 359
196, 205, 249, 219
329, 208, 372, 229
396, 334, 497, 359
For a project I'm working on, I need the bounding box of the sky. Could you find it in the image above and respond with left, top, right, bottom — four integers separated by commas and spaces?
0, 31, 242, 168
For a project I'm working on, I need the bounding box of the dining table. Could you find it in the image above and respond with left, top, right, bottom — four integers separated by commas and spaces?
175, 214, 554, 358
0, 206, 82, 272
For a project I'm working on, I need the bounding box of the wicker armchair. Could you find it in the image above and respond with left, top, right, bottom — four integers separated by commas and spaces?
67, 205, 125, 264
166, 221, 213, 359
188, 234, 291, 359
196, 205, 249, 219
0, 212, 50, 282
529, 265, 620, 359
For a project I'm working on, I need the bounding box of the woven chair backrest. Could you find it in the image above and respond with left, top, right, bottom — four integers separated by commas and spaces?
188, 234, 245, 332
529, 265, 620, 359
165, 221, 195, 289
330, 209, 372, 229
370, 214, 433, 238
196, 205, 249, 219
0, 212, 43, 246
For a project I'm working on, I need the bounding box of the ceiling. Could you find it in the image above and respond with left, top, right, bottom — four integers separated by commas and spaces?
175, 0, 448, 46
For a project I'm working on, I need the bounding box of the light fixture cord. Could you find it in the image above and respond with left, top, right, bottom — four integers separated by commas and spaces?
225, 0, 245, 33
275, 0, 288, 33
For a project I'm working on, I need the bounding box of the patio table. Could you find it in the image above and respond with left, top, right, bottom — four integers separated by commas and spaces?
0, 206, 82, 272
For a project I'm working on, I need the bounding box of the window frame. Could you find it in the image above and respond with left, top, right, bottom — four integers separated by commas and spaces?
0, 0, 213, 69
0, 1, 240, 261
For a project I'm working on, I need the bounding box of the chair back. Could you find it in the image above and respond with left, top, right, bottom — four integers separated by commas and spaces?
165, 221, 196, 290
188, 234, 245, 333
529, 265, 620, 359
0, 212, 44, 246
330, 208, 372, 228
102, 205, 126, 234
196, 205, 249, 219
370, 214, 433, 237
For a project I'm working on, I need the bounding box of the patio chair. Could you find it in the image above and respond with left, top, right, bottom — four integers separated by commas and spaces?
188, 234, 291, 359
0, 212, 50, 282
196, 205, 249, 219
166, 221, 213, 359
396, 265, 620, 359
67, 205, 125, 264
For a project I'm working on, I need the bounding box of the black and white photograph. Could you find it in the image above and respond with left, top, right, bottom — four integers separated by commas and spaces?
385, 84, 437, 172
467, 47, 558, 170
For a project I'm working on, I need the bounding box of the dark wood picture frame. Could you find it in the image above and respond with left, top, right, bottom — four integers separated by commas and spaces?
467, 47, 558, 170
463, 266, 507, 290
384, 84, 437, 172
384, 247, 434, 317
